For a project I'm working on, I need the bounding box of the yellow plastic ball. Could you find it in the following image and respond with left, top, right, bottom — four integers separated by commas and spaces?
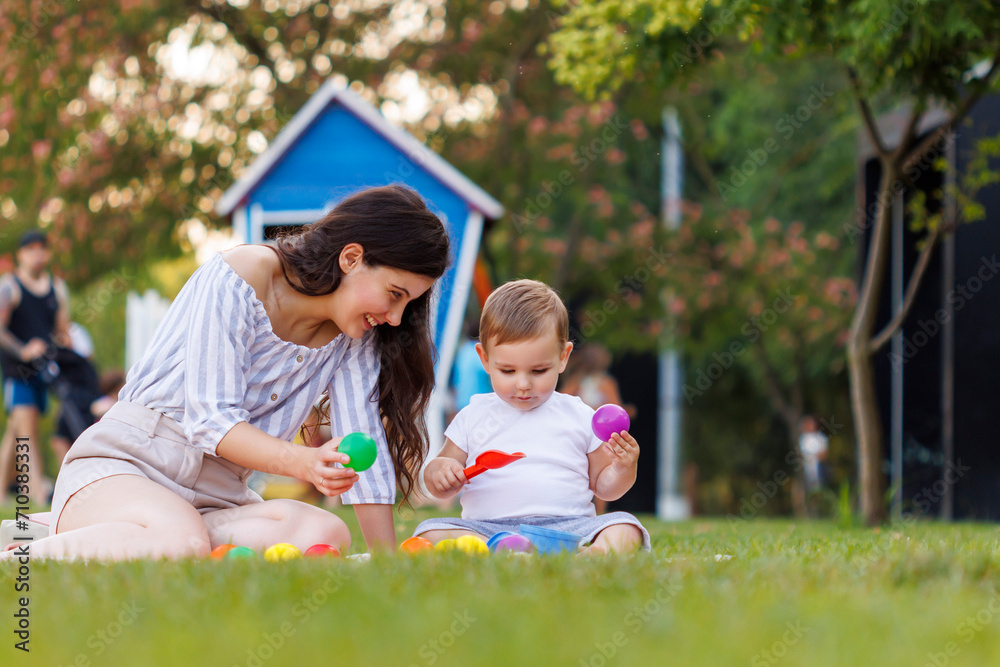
264, 543, 302, 562
454, 535, 489, 555
434, 538, 458, 552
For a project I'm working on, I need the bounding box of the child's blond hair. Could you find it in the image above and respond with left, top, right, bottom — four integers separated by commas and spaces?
479, 279, 569, 351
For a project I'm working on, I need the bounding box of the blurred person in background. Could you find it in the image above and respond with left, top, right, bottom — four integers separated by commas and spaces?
0, 230, 70, 505
799, 415, 829, 495
50, 354, 126, 468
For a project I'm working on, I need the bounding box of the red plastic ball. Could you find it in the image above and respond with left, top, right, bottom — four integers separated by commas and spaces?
304, 543, 341, 557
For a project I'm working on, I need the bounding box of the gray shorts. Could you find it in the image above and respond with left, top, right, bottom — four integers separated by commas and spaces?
413, 512, 651, 550
49, 401, 262, 535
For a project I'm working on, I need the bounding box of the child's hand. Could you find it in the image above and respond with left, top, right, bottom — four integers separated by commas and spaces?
603, 431, 639, 471
425, 457, 468, 498
305, 438, 360, 497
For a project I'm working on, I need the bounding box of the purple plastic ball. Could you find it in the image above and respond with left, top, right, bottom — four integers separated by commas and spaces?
495, 534, 533, 553
592, 404, 630, 442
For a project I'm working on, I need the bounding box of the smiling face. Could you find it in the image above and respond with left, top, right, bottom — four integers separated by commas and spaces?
476, 329, 573, 411
333, 244, 435, 339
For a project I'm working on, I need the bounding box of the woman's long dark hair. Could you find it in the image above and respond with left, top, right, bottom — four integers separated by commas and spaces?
269, 184, 451, 506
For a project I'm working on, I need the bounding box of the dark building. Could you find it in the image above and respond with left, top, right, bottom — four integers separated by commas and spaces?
860, 94, 1000, 520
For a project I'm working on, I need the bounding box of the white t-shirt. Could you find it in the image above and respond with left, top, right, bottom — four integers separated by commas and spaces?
445, 392, 603, 520
799, 432, 828, 464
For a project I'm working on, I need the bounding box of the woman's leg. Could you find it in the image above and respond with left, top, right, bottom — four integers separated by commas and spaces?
201, 499, 351, 552
2, 474, 212, 561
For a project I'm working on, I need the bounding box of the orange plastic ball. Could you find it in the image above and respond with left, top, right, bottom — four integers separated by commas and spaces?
210, 544, 237, 559
399, 536, 434, 553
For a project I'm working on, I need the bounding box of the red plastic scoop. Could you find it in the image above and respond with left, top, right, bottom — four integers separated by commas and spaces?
462, 450, 526, 480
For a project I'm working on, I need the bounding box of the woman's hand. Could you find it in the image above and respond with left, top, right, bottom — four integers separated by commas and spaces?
217, 423, 358, 496
303, 437, 360, 497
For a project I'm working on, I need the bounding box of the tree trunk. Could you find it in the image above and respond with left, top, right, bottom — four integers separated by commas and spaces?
847, 165, 896, 525
848, 337, 884, 524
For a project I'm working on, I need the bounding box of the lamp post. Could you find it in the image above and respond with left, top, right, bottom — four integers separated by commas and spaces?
657, 107, 690, 520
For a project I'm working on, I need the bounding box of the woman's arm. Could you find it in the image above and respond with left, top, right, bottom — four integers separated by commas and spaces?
216, 422, 359, 496
218, 423, 394, 551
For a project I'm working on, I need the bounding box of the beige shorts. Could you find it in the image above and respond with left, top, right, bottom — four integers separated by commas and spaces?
50, 401, 262, 535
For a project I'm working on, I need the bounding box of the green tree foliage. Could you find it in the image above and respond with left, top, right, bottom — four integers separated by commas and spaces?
1, 0, 434, 285
669, 211, 854, 398
548, 0, 1000, 523
3, 1, 863, 515
543, 17, 860, 514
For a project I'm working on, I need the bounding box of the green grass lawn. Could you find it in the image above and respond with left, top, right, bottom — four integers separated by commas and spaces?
2, 510, 1000, 666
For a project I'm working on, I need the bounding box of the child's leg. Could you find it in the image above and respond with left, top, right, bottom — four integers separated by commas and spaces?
416, 528, 486, 544
1, 474, 212, 561
584, 524, 643, 554
201, 499, 351, 553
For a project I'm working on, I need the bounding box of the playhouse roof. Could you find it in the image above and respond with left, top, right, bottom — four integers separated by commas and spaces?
215, 80, 504, 220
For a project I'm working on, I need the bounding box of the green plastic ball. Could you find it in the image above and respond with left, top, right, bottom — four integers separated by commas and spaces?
225, 546, 257, 560
339, 432, 377, 472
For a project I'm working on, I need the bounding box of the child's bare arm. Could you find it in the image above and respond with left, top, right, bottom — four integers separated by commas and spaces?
587, 431, 639, 501
423, 439, 470, 499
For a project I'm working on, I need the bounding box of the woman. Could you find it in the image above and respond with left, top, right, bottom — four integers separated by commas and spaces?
5, 185, 450, 560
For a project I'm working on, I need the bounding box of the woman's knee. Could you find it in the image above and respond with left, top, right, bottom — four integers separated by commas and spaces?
154, 521, 213, 559
273, 500, 351, 549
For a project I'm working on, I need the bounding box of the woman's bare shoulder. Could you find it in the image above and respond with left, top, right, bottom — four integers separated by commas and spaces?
220, 245, 279, 299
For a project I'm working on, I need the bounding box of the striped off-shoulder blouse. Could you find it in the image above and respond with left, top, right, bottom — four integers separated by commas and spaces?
119, 252, 395, 504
